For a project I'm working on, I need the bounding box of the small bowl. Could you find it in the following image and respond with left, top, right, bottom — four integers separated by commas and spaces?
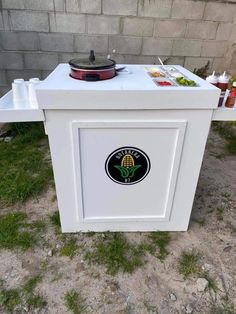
153, 78, 177, 87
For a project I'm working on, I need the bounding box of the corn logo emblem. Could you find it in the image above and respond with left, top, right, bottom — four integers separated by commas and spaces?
114, 154, 141, 179
105, 147, 151, 185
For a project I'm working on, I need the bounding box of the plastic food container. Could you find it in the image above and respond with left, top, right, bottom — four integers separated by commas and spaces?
153, 78, 177, 87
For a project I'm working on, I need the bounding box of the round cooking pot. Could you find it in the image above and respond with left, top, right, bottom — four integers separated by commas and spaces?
69, 50, 116, 81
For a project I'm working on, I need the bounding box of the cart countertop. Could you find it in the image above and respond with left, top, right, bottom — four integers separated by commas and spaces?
36, 64, 220, 110
37, 64, 217, 91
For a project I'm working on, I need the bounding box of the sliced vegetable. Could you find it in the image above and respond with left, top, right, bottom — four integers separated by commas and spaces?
159, 81, 172, 86
148, 71, 165, 78
176, 76, 196, 87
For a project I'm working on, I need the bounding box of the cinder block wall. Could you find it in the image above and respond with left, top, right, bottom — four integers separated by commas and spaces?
0, 0, 236, 95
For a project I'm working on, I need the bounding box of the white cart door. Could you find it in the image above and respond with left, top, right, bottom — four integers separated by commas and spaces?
72, 120, 186, 224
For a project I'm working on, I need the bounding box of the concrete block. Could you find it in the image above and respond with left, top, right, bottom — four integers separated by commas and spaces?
88, 15, 120, 34
0, 14, 3, 30
10, 11, 49, 32
59, 52, 125, 64
230, 49, 236, 71
138, 0, 172, 18
0, 86, 10, 97
3, 0, 58, 10
142, 38, 172, 56
41, 71, 52, 80
186, 21, 218, 40
122, 17, 153, 36
75, 35, 108, 53
230, 25, 236, 42
2, 0, 24, 9
171, 0, 205, 20
81, 0, 101, 14
65, 0, 80, 13
6, 70, 42, 83
216, 23, 233, 41
0, 31, 39, 51
154, 20, 186, 38
39, 33, 73, 52
109, 54, 125, 64
0, 11, 12, 31
24, 0, 54, 11
67, 0, 101, 14
204, 2, 236, 22
0, 11, 5, 30
0, 52, 24, 69
172, 39, 202, 57
54, 0, 65, 11
212, 57, 230, 73
201, 41, 228, 57
59, 53, 87, 63
103, 0, 137, 16
184, 57, 213, 71
24, 53, 59, 70
0, 70, 7, 86
161, 56, 185, 66
50, 13, 86, 33
109, 36, 142, 54
124, 55, 155, 64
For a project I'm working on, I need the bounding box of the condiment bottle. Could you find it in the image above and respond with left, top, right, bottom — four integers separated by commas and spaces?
217, 71, 229, 107
28, 77, 40, 108
12, 79, 29, 109
206, 71, 218, 86
225, 82, 236, 108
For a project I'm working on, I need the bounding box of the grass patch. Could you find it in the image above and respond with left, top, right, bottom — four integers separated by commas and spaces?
227, 140, 236, 154
0, 212, 31, 250
139, 231, 171, 261
0, 122, 52, 206
143, 301, 158, 313
26, 294, 47, 309
0, 211, 43, 250
60, 239, 77, 259
27, 220, 46, 232
0, 275, 46, 312
64, 290, 87, 314
178, 251, 201, 279
86, 231, 96, 237
23, 275, 46, 310
51, 194, 57, 202
147, 231, 171, 260
50, 211, 61, 230
201, 272, 218, 293
84, 233, 144, 275
23, 275, 42, 294
209, 303, 235, 314
216, 207, 224, 221
192, 217, 205, 226
0, 289, 20, 312
212, 121, 236, 155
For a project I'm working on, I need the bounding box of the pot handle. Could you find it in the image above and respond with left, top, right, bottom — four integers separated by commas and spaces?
89, 50, 95, 62
82, 73, 100, 81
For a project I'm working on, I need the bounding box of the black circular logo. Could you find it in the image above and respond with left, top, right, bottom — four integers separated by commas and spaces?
105, 146, 151, 185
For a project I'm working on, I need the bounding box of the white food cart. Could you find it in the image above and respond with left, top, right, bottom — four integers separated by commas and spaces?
0, 64, 235, 232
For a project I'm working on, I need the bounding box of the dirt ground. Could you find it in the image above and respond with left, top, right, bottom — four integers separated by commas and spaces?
0, 128, 236, 314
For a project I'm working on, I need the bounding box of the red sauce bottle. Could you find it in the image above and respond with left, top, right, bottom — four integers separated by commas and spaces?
225, 82, 236, 108
206, 71, 218, 86
217, 72, 229, 107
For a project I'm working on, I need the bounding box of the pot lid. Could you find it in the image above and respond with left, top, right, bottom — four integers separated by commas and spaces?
69, 50, 116, 70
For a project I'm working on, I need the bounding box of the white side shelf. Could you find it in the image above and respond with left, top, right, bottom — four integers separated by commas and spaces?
0, 90, 45, 123
212, 106, 236, 121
